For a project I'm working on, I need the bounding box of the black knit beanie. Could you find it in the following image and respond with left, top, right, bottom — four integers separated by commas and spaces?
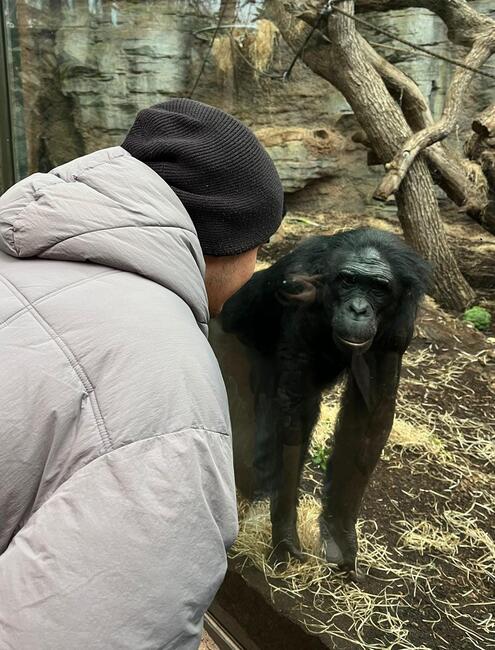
122, 98, 285, 256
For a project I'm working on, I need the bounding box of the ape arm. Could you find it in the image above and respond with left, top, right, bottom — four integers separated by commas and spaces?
320, 349, 402, 569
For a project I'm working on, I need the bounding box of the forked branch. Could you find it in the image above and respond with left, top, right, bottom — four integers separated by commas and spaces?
374, 31, 495, 201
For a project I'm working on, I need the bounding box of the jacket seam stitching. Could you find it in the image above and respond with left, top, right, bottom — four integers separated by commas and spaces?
40, 224, 197, 253
50, 152, 195, 232
0, 273, 113, 452
60, 426, 230, 485
0, 270, 120, 329
56, 426, 231, 496
7, 223, 20, 256
52, 149, 129, 179
23, 426, 231, 527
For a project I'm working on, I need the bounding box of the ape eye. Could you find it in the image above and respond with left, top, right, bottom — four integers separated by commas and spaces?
371, 280, 391, 294
339, 273, 356, 286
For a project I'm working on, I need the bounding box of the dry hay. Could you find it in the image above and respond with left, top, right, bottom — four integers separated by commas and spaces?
312, 398, 451, 468
396, 519, 461, 556
388, 419, 445, 456
311, 402, 339, 450
232, 496, 437, 649
230, 335, 495, 648
254, 258, 271, 272
397, 342, 495, 471
231, 494, 494, 648
209, 17, 278, 77
241, 19, 279, 72
211, 34, 234, 75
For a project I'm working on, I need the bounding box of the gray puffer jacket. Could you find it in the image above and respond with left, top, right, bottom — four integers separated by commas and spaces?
0, 147, 238, 650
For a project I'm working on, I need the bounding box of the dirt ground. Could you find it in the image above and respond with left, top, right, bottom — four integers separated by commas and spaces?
199, 631, 219, 650
229, 210, 495, 649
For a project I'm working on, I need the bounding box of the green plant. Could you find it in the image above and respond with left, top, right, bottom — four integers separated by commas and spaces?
462, 306, 491, 331
310, 443, 330, 471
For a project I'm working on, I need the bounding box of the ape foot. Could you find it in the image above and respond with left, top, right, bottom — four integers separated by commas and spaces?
346, 567, 365, 583
270, 525, 306, 566
268, 540, 307, 567
320, 516, 358, 571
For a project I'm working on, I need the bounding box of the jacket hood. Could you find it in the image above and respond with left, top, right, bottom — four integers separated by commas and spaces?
0, 147, 209, 329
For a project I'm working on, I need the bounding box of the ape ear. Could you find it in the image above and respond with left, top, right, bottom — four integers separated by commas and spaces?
276, 274, 322, 306
380, 248, 431, 352
386, 289, 420, 352
384, 273, 431, 351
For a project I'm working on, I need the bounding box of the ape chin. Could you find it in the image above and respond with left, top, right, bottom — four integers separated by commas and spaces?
212, 228, 430, 570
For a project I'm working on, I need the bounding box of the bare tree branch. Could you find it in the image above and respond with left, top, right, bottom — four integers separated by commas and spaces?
273, 1, 488, 214
361, 35, 432, 128
355, 0, 494, 48
374, 30, 495, 201
362, 37, 488, 214
472, 103, 495, 138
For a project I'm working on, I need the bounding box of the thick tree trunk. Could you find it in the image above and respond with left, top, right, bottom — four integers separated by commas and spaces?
265, 0, 475, 311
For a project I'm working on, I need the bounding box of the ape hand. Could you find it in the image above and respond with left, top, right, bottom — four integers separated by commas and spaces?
319, 515, 358, 571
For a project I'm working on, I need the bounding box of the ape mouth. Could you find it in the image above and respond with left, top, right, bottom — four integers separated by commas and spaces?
337, 337, 373, 350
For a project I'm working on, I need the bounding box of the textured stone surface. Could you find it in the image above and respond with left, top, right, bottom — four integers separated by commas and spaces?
255, 126, 347, 192
5, 0, 495, 209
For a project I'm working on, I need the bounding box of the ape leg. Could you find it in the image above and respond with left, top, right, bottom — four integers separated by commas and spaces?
269, 443, 307, 562
320, 350, 402, 570
257, 340, 322, 563
251, 359, 280, 499
268, 395, 320, 564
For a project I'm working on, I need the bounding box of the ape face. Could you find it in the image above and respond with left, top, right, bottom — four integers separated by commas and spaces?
329, 247, 397, 354
221, 228, 431, 358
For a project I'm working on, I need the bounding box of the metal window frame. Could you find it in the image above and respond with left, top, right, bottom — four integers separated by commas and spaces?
0, 0, 15, 192
204, 612, 245, 650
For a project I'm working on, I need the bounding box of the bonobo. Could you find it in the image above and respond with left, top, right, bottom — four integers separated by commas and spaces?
210, 228, 430, 571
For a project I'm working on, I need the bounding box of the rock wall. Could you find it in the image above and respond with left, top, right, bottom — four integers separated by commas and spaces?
5, 0, 495, 213
255, 127, 348, 192
359, 1, 495, 124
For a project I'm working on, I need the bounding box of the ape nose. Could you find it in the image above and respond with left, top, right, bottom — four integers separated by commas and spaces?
349, 298, 369, 317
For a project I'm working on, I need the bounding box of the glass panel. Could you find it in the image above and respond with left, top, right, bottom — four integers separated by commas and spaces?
1, 2, 494, 649
0, 2, 15, 192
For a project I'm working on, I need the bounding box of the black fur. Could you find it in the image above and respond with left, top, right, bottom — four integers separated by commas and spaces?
218, 228, 431, 568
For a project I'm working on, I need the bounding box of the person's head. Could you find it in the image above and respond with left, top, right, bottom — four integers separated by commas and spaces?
122, 98, 285, 315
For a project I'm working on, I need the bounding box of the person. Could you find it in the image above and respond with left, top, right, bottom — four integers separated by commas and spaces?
0, 98, 285, 649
